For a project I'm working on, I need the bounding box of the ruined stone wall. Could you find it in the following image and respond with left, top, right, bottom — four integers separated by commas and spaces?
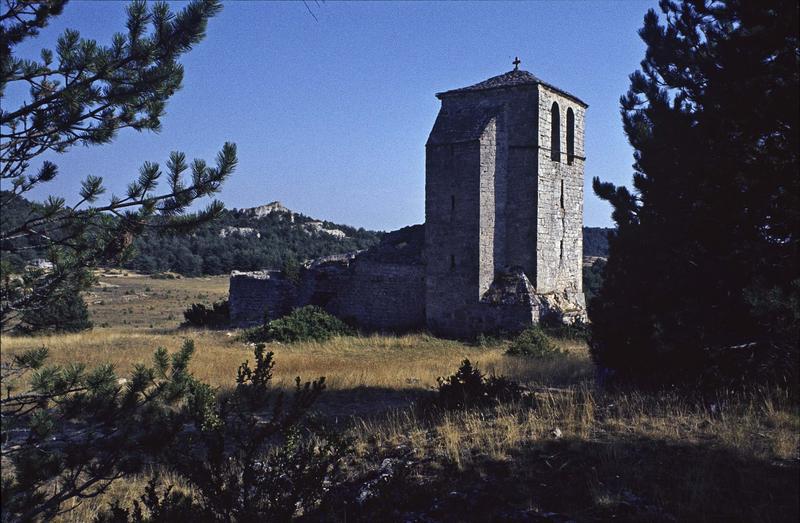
535, 85, 585, 299
294, 254, 355, 310
333, 259, 425, 331
229, 270, 296, 327
229, 229, 426, 332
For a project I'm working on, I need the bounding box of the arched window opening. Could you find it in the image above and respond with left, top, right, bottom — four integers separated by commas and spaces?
566, 108, 575, 165
550, 102, 561, 162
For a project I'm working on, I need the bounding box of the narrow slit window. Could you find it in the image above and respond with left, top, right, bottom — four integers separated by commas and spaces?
566, 108, 575, 165
451, 195, 455, 212
560, 179, 565, 209
450, 254, 456, 270
550, 102, 561, 162
560, 240, 564, 260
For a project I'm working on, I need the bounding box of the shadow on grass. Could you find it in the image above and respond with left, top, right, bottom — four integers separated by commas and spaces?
285, 385, 436, 420
313, 435, 799, 522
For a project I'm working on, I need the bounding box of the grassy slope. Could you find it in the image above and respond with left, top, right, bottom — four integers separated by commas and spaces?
1, 273, 798, 522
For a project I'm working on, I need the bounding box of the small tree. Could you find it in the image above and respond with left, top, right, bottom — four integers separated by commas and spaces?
1, 342, 345, 521
93, 344, 347, 522
436, 359, 524, 410
17, 284, 92, 333
182, 299, 229, 328
0, 341, 211, 521
1, 0, 236, 331
506, 325, 562, 358
281, 254, 301, 284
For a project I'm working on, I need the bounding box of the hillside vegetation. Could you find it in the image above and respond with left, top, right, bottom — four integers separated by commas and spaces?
1, 193, 612, 277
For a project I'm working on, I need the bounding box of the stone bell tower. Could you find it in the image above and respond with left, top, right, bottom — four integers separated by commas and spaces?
424, 60, 588, 337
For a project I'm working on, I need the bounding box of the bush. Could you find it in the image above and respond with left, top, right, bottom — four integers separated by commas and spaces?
94, 343, 347, 522
182, 299, 229, 328
3, 340, 347, 521
245, 306, 354, 343
506, 325, 562, 358
436, 359, 524, 410
17, 288, 92, 334
150, 272, 181, 280
541, 317, 590, 341
2, 341, 202, 520
582, 258, 606, 305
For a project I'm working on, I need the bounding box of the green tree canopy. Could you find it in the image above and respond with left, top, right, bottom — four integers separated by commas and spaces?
590, 0, 799, 386
0, 0, 236, 331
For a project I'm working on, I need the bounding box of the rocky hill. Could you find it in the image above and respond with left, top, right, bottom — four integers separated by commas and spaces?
124, 202, 382, 276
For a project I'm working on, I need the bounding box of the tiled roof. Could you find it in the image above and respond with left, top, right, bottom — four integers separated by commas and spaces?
437, 69, 587, 107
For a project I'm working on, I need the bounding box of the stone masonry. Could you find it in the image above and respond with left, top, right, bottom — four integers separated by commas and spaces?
229, 66, 588, 337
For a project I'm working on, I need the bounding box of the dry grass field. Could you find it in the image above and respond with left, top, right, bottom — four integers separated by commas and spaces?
84, 269, 230, 330
2, 273, 798, 521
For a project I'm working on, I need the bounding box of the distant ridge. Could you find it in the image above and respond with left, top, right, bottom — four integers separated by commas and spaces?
1, 192, 613, 275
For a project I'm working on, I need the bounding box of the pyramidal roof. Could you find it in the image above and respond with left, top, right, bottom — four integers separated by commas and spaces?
436, 69, 587, 107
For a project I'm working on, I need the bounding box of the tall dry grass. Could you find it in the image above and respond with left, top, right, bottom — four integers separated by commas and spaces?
1, 328, 592, 417
2, 274, 796, 521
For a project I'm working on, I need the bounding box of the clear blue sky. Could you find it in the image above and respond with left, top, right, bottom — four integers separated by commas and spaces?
7, 0, 655, 230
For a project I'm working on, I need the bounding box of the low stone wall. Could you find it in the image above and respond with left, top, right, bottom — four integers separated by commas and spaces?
333, 259, 425, 331
229, 253, 426, 332
229, 270, 296, 327
228, 224, 582, 335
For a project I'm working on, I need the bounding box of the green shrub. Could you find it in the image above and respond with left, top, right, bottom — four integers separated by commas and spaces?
93, 343, 347, 523
506, 325, 562, 358
473, 333, 508, 347
541, 317, 590, 340
17, 288, 92, 334
436, 359, 524, 410
245, 306, 354, 343
182, 299, 229, 328
281, 255, 301, 284
150, 272, 179, 280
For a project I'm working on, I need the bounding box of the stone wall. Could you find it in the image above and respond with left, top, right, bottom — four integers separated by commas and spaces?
229, 270, 296, 327
425, 134, 484, 337
228, 227, 426, 332
333, 259, 425, 331
535, 85, 585, 302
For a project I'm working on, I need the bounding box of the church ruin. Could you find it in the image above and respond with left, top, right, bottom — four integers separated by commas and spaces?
229, 64, 588, 337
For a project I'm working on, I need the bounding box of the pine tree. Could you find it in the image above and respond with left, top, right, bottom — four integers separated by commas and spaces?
0, 0, 236, 331
17, 285, 92, 333
591, 0, 799, 386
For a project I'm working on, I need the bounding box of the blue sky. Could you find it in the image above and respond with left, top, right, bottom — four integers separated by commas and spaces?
6, 0, 655, 230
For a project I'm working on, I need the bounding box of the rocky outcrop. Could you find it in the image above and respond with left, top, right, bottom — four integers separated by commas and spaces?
242, 201, 293, 219
218, 226, 260, 239
303, 221, 347, 238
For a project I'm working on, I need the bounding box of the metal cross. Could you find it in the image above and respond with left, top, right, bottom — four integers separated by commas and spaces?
513, 56, 521, 70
